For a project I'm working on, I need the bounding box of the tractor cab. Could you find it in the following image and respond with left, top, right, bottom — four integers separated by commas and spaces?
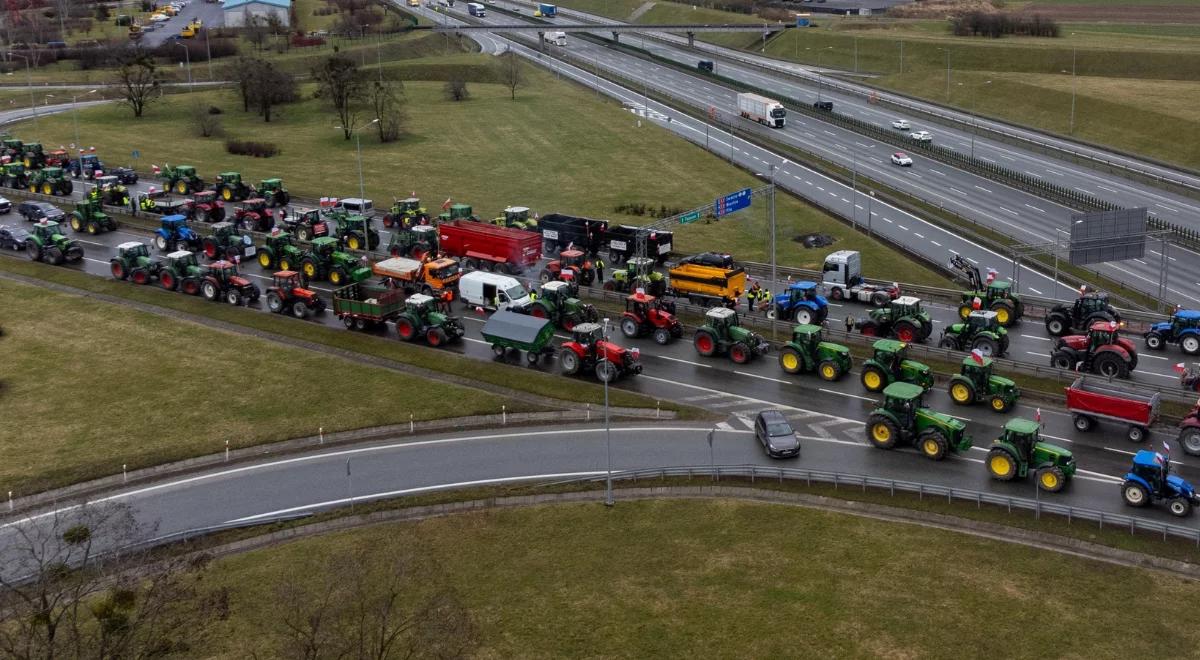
3, 163, 24, 176
789, 323, 826, 351
1001, 418, 1041, 456
495, 205, 534, 228
95, 175, 121, 189
890, 296, 924, 319
539, 280, 573, 306
264, 232, 294, 253
881, 382, 924, 427
965, 310, 1001, 333
405, 292, 436, 314
46, 148, 68, 165
240, 198, 269, 213
559, 249, 586, 270
1087, 321, 1122, 350
193, 190, 220, 205
273, 270, 305, 291
311, 236, 340, 258
205, 260, 242, 282
400, 197, 424, 214
625, 291, 658, 317
626, 256, 655, 276
117, 241, 151, 261
784, 281, 822, 305
2, 138, 23, 156
987, 280, 1016, 303
176, 165, 198, 178
217, 172, 244, 187
959, 355, 997, 391
571, 322, 604, 347
33, 221, 65, 242
439, 203, 476, 223
1170, 310, 1200, 334
1129, 450, 1172, 494
166, 250, 199, 270
872, 338, 909, 375
411, 224, 437, 242
210, 221, 242, 242
705, 306, 741, 335
76, 153, 103, 173
259, 178, 283, 194
1076, 292, 1111, 316
161, 214, 191, 234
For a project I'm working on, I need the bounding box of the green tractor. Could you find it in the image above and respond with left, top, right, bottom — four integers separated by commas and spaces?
937, 310, 1009, 357
388, 224, 438, 260
859, 339, 933, 393
200, 221, 256, 262
258, 178, 290, 207
865, 382, 973, 461
89, 175, 130, 206
437, 203, 478, 223
158, 250, 206, 294
949, 254, 1023, 327
493, 206, 537, 230
525, 280, 599, 330
601, 257, 666, 297
109, 241, 162, 285
213, 172, 253, 202
27, 167, 73, 196
332, 214, 380, 251
68, 199, 117, 235
393, 293, 465, 347
24, 220, 84, 265
857, 296, 933, 343
777, 323, 852, 381
692, 306, 770, 364
947, 355, 1020, 413
2, 163, 26, 188
2, 138, 24, 161
300, 236, 371, 286
21, 142, 44, 169
257, 233, 306, 271
986, 418, 1076, 492
162, 164, 205, 195
382, 197, 429, 228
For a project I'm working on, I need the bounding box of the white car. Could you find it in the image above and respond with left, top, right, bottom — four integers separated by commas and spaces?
891, 152, 913, 167
910, 131, 933, 143
891, 120, 910, 130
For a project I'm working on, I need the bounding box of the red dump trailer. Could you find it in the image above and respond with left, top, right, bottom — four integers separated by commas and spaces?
1065, 376, 1160, 443
437, 220, 541, 275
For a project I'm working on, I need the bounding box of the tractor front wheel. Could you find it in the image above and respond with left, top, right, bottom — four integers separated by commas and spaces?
794, 308, 814, 325
937, 336, 959, 351
86, 222, 98, 235
267, 291, 284, 313
986, 449, 1017, 481
729, 342, 751, 364
1180, 428, 1200, 456
860, 365, 887, 392
559, 349, 581, 375
45, 247, 63, 265
225, 289, 242, 306
595, 360, 618, 383
1145, 333, 1165, 351
427, 327, 447, 347
949, 380, 975, 405
292, 302, 310, 319
297, 227, 311, 242
917, 429, 948, 461
329, 268, 346, 286
865, 415, 898, 450
693, 331, 716, 357
990, 395, 1011, 414
1038, 466, 1066, 493
1168, 497, 1193, 517
778, 347, 802, 374
818, 360, 841, 382
181, 278, 200, 296
653, 328, 672, 346
1121, 481, 1149, 507
1050, 350, 1075, 370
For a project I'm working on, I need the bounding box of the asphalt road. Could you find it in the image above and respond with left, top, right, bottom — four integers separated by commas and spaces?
140, 0, 226, 47
476, 1, 1200, 307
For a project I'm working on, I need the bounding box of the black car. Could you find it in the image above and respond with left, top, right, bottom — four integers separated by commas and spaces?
755, 410, 799, 459
0, 224, 30, 250
0, 196, 11, 214
680, 252, 735, 269
17, 201, 65, 223
110, 167, 139, 185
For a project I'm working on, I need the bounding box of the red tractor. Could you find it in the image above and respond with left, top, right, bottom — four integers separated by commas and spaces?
1050, 321, 1138, 379
265, 270, 325, 318
199, 260, 261, 305
620, 292, 681, 345
233, 198, 275, 232
539, 249, 595, 286
559, 322, 643, 382
190, 191, 226, 223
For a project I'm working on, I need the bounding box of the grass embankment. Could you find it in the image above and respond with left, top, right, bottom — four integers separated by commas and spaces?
0, 279, 520, 494
198, 500, 1200, 657
10, 58, 950, 285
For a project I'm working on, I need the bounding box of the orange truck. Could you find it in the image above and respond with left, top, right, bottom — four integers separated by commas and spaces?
372, 256, 461, 297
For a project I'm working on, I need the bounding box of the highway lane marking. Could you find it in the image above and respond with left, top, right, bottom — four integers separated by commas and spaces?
654, 355, 713, 368
1028, 287, 1042, 295
913, 233, 924, 239
818, 388, 875, 403
929, 169, 946, 177
1097, 184, 1119, 193
734, 370, 794, 385
1148, 249, 1176, 262
885, 218, 893, 223
1041, 433, 1072, 444
910, 173, 922, 179
1075, 188, 1096, 196
897, 224, 908, 231
1046, 168, 1063, 176
1025, 171, 1043, 178
999, 207, 1018, 216
1, 427, 716, 529
640, 375, 863, 425
1026, 352, 1048, 358
682, 393, 730, 402
930, 240, 941, 247
949, 188, 967, 196
973, 185, 992, 193
1156, 204, 1179, 214
1023, 204, 1046, 213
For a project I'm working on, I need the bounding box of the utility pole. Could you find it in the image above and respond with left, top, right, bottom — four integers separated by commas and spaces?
603, 317, 614, 507
1069, 47, 1077, 134
769, 162, 777, 339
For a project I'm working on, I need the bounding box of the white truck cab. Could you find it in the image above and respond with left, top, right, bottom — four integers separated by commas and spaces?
821, 250, 899, 307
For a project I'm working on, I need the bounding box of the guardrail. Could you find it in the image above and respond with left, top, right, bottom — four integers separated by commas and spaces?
543, 464, 1200, 546
537, 2, 1200, 201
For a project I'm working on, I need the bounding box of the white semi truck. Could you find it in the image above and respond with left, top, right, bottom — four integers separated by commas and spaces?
821, 250, 901, 307
736, 93, 786, 128
543, 31, 566, 46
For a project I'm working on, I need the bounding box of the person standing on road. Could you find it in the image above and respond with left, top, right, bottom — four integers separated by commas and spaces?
845, 315, 855, 334
594, 256, 605, 286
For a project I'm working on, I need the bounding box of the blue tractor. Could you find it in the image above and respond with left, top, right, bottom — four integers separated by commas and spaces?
767, 281, 828, 325
153, 214, 201, 253
1144, 309, 1200, 355
1121, 449, 1200, 517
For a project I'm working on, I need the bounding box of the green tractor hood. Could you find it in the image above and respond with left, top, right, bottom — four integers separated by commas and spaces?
916, 409, 972, 452
1033, 443, 1076, 475
988, 374, 1017, 394
901, 359, 933, 389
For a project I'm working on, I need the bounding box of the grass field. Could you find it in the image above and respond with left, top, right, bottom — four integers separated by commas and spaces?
633, 3, 768, 49
8, 58, 950, 284
0, 279, 518, 494
199, 500, 1200, 658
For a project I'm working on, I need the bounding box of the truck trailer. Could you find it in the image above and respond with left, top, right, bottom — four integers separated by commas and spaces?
538, 213, 608, 256
604, 225, 673, 265
467, 2, 485, 16
668, 263, 746, 308
437, 220, 542, 274
736, 93, 786, 128
536, 3, 557, 17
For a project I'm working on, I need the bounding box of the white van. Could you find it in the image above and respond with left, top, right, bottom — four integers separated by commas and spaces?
459, 271, 531, 311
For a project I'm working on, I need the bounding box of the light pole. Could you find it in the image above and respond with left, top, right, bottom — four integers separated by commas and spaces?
938, 47, 951, 101
768, 163, 777, 336
602, 317, 614, 507
47, 89, 97, 178
335, 118, 380, 254
853, 35, 858, 73
6, 53, 37, 136
175, 42, 192, 87
1066, 46, 1077, 134
959, 79, 990, 159
867, 190, 874, 237
707, 425, 717, 477
814, 46, 832, 103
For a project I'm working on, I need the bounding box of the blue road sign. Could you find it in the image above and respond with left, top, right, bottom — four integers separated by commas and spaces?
714, 187, 752, 218
131, 150, 140, 159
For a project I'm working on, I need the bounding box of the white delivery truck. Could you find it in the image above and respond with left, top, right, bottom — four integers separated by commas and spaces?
736, 92, 786, 128
821, 250, 900, 307
467, 2, 485, 16
459, 271, 532, 311
543, 31, 567, 46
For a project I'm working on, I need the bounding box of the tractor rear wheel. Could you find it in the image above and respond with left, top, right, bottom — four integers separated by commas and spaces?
301, 259, 318, 280
45, 247, 63, 265
1168, 497, 1193, 517
865, 414, 898, 450
693, 330, 717, 357
41, 182, 52, 195
297, 226, 312, 242
595, 361, 618, 383
292, 302, 310, 319
346, 234, 362, 251
110, 261, 127, 280
621, 317, 640, 338
858, 321, 878, 337
860, 364, 888, 392
778, 347, 802, 374
1183, 336, 1200, 355
267, 291, 284, 313
201, 280, 219, 301
395, 317, 417, 341
986, 449, 1017, 481
1092, 352, 1129, 378
971, 335, 999, 357
818, 360, 841, 382
224, 246, 241, 261
653, 328, 672, 345
175, 181, 188, 195
1121, 482, 1149, 507
559, 349, 581, 375
539, 270, 553, 284
949, 380, 975, 405
990, 395, 1011, 414
131, 269, 149, 285
1037, 466, 1066, 493
729, 342, 751, 364
917, 429, 948, 461
937, 336, 959, 351
202, 239, 219, 260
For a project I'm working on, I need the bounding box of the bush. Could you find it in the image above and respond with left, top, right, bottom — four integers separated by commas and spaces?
225, 140, 279, 157
951, 12, 1060, 38
208, 105, 223, 114
291, 35, 327, 48
443, 78, 469, 102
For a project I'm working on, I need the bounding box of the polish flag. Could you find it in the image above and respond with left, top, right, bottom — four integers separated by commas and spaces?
441, 197, 453, 210
1175, 362, 1187, 374
972, 296, 982, 310
970, 349, 986, 365
151, 164, 161, 175
1035, 408, 1042, 423
985, 268, 997, 284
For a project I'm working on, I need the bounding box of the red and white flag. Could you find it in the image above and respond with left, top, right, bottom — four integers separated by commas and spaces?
151, 164, 161, 175
1163, 441, 1172, 464
972, 296, 982, 311
441, 197, 452, 210
1175, 362, 1187, 374
970, 348, 985, 365
411, 191, 416, 197
985, 268, 997, 284
1035, 408, 1042, 423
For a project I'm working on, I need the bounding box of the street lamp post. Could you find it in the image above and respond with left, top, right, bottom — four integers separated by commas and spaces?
815, 46, 832, 103
707, 425, 717, 477
768, 163, 777, 337
867, 190, 874, 237
602, 317, 614, 507
939, 47, 951, 101
6, 53, 37, 137
175, 42, 192, 87
48, 89, 98, 179
959, 79, 991, 159
1069, 47, 1077, 134
336, 118, 379, 254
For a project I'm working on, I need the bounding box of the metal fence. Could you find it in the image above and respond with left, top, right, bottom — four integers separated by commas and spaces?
545, 464, 1200, 546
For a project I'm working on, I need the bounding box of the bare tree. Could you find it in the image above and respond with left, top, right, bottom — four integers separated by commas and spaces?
111, 54, 161, 118
497, 50, 524, 100
221, 56, 257, 112
312, 55, 366, 140
244, 15, 269, 52
249, 61, 296, 122
265, 11, 285, 51
190, 105, 223, 137
442, 76, 470, 102
367, 80, 405, 143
